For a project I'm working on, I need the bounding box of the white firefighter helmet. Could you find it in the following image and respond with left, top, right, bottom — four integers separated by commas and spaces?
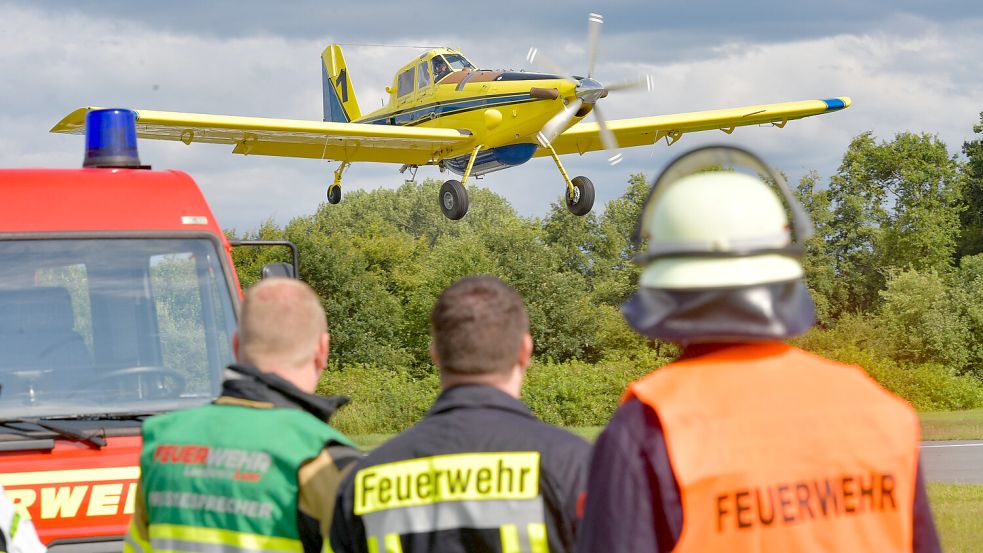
633, 145, 813, 289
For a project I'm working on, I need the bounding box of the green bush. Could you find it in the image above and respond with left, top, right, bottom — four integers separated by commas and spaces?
794, 311, 983, 410
522, 358, 667, 427
320, 356, 674, 435
877, 269, 970, 371
318, 364, 439, 435
811, 345, 983, 411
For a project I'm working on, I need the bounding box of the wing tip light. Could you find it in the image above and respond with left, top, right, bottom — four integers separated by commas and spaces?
822, 97, 852, 112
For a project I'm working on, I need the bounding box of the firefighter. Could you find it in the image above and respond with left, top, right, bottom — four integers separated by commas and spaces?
0, 485, 45, 553
576, 146, 941, 552
124, 279, 360, 553
329, 276, 590, 553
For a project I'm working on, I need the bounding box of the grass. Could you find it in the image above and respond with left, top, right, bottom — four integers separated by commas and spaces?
351, 427, 603, 450
351, 409, 983, 448
349, 433, 392, 449
919, 408, 983, 441
927, 484, 983, 552
349, 424, 981, 550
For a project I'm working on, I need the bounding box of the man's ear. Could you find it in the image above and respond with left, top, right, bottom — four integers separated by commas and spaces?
315, 332, 330, 370
518, 333, 533, 371
430, 340, 441, 368
232, 331, 241, 362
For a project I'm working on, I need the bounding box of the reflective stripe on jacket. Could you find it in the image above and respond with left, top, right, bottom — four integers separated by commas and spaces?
624, 342, 919, 553
329, 385, 590, 553
126, 363, 357, 553
0, 484, 45, 553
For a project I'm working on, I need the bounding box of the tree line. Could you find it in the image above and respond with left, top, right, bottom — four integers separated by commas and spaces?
230, 112, 983, 417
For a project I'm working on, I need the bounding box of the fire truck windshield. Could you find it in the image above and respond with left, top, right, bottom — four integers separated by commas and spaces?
0, 236, 237, 419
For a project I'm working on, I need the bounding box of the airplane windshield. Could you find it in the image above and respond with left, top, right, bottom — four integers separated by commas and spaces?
432, 56, 452, 82
444, 54, 474, 71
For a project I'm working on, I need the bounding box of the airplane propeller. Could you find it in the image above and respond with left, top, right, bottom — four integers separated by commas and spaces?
527, 12, 654, 165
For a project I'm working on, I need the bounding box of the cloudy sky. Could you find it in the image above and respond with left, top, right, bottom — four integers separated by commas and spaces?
2, 1, 982, 232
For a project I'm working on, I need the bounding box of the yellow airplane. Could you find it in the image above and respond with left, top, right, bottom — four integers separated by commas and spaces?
52, 13, 850, 220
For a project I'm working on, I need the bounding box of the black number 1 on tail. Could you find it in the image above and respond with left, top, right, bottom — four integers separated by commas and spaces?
335, 69, 349, 103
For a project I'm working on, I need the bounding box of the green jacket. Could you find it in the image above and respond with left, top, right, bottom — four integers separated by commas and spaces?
125, 364, 360, 553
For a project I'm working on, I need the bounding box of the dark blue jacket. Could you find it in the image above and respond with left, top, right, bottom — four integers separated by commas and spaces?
330, 384, 590, 553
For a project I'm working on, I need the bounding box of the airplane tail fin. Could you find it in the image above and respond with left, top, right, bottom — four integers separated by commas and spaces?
321, 44, 361, 123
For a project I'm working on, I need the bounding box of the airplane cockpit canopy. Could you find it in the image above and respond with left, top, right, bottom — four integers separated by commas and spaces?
432, 53, 475, 82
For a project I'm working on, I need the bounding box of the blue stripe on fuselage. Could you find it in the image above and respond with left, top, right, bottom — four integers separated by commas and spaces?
357, 92, 540, 127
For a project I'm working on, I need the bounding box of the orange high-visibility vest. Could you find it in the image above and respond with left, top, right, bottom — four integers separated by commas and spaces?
624, 342, 919, 552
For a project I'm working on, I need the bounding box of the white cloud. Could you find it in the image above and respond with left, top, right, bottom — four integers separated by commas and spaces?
1, 5, 981, 232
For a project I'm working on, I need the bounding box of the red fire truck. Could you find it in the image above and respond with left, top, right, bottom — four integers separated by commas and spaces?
0, 109, 286, 552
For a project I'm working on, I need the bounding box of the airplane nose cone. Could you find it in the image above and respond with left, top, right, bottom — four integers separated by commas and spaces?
576, 78, 605, 104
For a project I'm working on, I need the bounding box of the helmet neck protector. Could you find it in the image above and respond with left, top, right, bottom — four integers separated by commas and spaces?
621, 280, 816, 343
625, 145, 816, 342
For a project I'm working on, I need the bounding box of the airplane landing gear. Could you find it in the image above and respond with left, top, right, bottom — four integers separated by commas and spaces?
437, 145, 481, 220
541, 139, 595, 216
327, 162, 349, 205
566, 176, 595, 216
440, 180, 468, 220
327, 184, 342, 204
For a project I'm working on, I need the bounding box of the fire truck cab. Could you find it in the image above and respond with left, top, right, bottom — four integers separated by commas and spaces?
0, 110, 244, 551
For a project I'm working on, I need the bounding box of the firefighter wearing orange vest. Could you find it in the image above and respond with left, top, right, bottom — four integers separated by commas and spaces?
575, 146, 941, 552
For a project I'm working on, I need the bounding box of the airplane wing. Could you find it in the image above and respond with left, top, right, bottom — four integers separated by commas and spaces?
51, 107, 473, 165
538, 97, 851, 157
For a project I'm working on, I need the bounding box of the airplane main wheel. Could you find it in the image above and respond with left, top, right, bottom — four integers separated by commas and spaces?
439, 180, 469, 220
327, 185, 342, 205
566, 176, 595, 216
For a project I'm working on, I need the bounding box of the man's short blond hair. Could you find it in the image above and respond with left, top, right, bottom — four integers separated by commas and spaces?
238, 279, 328, 369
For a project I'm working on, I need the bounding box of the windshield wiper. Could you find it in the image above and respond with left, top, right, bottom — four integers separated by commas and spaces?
58, 411, 155, 422
0, 418, 107, 448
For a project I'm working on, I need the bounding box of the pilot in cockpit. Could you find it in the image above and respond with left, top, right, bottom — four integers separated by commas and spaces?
432, 56, 452, 82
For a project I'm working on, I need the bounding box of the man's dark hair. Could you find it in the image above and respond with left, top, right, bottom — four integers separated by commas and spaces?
430, 276, 530, 375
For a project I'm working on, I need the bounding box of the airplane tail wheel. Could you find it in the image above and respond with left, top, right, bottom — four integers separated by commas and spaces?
566, 176, 595, 216
327, 185, 342, 205
439, 180, 469, 220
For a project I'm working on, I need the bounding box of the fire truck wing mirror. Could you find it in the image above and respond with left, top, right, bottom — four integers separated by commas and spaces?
229, 240, 300, 280
262, 262, 295, 279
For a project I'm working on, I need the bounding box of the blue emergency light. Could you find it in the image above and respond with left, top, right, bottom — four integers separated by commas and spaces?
83, 108, 147, 168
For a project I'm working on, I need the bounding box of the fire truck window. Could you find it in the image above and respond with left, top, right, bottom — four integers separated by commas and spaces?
417, 61, 431, 89
0, 238, 235, 419
397, 68, 415, 97
35, 263, 92, 351
150, 253, 209, 395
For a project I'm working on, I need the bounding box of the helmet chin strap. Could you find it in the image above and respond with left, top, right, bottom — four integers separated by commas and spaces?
621, 280, 816, 343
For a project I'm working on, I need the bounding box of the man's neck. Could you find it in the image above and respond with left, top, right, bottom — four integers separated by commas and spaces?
440, 369, 521, 398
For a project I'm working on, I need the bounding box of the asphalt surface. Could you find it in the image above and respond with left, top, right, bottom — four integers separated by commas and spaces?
920, 441, 983, 484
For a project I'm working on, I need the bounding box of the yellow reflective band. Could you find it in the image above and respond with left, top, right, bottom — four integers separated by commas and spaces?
9, 511, 20, 539
123, 517, 150, 553
528, 522, 548, 553
0, 467, 140, 487
366, 536, 379, 553
150, 523, 302, 553
355, 452, 540, 515
322, 538, 334, 553
384, 534, 403, 553
500, 523, 520, 553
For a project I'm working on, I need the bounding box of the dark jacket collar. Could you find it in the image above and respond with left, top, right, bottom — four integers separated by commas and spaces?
220, 363, 349, 423
427, 384, 535, 419
677, 341, 789, 361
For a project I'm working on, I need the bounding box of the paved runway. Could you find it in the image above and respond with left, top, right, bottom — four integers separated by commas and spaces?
920, 441, 983, 484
